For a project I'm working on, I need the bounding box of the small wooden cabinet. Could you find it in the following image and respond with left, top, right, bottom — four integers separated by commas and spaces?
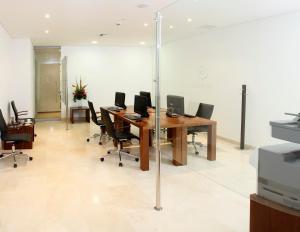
2, 124, 35, 150
250, 194, 300, 232
70, 106, 90, 123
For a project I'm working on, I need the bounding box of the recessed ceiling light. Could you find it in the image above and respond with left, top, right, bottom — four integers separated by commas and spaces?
140, 41, 146, 45
187, 18, 193, 22
44, 13, 51, 19
137, 3, 149, 8
144, 23, 149, 27
169, 25, 174, 29
44, 30, 49, 34
91, 41, 98, 44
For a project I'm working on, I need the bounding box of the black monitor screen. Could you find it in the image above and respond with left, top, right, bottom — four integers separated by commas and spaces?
134, 95, 149, 117
167, 95, 184, 115
140, 91, 152, 107
115, 92, 125, 108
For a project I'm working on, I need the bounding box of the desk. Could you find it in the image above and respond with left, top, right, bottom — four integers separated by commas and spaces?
250, 194, 300, 232
103, 107, 217, 171
70, 106, 90, 124
2, 124, 35, 150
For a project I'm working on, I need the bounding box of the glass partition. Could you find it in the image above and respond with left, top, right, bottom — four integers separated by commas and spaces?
158, 0, 256, 201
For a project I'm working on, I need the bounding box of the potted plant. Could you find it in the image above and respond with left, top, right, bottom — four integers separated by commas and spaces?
72, 78, 87, 106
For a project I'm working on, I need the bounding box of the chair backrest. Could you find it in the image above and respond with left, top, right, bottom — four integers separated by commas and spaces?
88, 101, 98, 124
100, 108, 116, 139
0, 109, 8, 139
196, 103, 214, 119
11, 101, 18, 121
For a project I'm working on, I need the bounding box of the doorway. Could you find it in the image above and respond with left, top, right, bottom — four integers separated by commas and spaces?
35, 47, 61, 120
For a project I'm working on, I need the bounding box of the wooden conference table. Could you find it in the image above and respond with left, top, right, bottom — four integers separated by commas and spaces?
104, 106, 217, 171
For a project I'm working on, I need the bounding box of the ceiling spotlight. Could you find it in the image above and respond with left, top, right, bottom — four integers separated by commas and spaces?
144, 23, 148, 27
187, 18, 193, 22
44, 30, 49, 34
169, 25, 174, 29
91, 41, 98, 44
44, 13, 51, 19
137, 3, 149, 8
140, 41, 146, 45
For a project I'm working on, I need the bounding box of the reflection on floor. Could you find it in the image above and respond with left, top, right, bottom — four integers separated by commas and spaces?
0, 121, 256, 232
36, 112, 61, 120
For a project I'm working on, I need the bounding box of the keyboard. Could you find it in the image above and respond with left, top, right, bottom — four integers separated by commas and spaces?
107, 106, 123, 111
124, 114, 142, 120
166, 112, 180, 118
184, 114, 196, 118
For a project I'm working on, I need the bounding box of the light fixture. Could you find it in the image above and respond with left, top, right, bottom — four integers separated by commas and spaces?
140, 41, 146, 45
44, 13, 51, 19
137, 3, 149, 8
91, 40, 98, 44
144, 23, 148, 27
169, 25, 174, 29
187, 18, 193, 22
44, 30, 49, 34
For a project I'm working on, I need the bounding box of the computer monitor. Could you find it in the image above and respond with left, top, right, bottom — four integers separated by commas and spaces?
115, 92, 126, 108
167, 95, 184, 115
140, 91, 152, 108
134, 95, 149, 118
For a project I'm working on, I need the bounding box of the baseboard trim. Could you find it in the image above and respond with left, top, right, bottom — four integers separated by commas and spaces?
217, 135, 255, 149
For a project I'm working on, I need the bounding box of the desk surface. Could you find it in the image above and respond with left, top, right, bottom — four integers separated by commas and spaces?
105, 106, 216, 129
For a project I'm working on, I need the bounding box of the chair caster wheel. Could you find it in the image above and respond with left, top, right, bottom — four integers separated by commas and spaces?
20, 152, 23, 154
195, 151, 199, 155
99, 142, 102, 145
14, 164, 17, 168
135, 158, 139, 162
100, 158, 104, 162
0, 154, 3, 158
87, 138, 90, 142
29, 157, 33, 161
119, 162, 123, 167
107, 151, 111, 154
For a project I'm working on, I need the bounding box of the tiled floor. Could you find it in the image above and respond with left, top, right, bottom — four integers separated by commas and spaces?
0, 121, 256, 232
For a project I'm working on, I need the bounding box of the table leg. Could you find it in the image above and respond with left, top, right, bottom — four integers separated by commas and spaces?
140, 128, 149, 171
207, 123, 216, 161
172, 127, 187, 166
70, 109, 74, 124
86, 109, 90, 123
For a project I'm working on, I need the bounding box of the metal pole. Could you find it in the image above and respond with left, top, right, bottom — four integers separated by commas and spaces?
240, 84, 246, 149
154, 11, 162, 211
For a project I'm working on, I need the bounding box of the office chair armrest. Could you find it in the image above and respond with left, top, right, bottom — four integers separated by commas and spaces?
17, 113, 28, 116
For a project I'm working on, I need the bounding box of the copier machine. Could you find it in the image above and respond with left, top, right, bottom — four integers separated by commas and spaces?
258, 113, 300, 210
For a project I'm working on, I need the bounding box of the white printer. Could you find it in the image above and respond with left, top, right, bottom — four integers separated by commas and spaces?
258, 114, 300, 210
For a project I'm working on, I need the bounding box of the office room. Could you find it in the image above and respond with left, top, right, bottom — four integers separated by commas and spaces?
0, 0, 300, 231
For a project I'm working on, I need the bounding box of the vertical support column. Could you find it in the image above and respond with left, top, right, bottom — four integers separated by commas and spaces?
240, 84, 247, 149
154, 11, 162, 211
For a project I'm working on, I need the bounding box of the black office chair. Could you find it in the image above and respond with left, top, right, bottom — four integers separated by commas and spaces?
100, 107, 139, 167
86, 101, 106, 145
188, 103, 214, 155
11, 101, 35, 124
0, 109, 33, 168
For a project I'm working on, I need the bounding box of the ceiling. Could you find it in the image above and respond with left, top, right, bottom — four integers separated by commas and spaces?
0, 0, 300, 46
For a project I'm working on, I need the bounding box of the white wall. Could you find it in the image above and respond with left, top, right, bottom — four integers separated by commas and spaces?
0, 24, 34, 122
61, 46, 153, 115
0, 24, 12, 119
161, 11, 300, 147
11, 39, 35, 117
